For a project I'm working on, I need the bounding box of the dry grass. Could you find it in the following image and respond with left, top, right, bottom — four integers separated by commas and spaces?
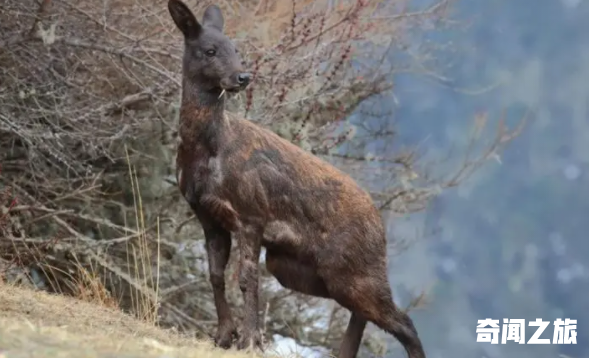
0, 282, 274, 358
0, 150, 162, 323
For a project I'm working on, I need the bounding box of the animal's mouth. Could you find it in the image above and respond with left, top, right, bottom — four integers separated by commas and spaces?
219, 76, 250, 95
217, 85, 244, 99
225, 87, 241, 94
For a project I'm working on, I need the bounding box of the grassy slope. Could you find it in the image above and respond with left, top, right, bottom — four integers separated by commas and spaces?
0, 283, 258, 358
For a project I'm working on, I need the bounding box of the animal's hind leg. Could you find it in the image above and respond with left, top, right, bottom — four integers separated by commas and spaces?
267, 251, 370, 358
327, 273, 426, 358
338, 313, 367, 358
376, 301, 425, 358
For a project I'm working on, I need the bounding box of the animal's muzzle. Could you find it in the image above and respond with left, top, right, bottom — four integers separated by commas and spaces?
236, 72, 251, 86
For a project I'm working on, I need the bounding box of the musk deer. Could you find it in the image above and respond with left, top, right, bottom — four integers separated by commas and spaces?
167, 1, 426, 357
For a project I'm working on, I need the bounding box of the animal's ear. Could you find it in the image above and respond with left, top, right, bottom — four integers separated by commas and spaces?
168, 0, 202, 38
202, 5, 224, 32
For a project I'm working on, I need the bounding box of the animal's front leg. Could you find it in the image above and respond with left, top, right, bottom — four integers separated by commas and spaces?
203, 222, 237, 349
236, 228, 263, 351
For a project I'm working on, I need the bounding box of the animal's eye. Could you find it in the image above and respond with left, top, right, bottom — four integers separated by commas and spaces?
205, 49, 216, 57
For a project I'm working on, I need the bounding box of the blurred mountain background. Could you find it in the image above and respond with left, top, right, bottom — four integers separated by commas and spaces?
384, 0, 588, 357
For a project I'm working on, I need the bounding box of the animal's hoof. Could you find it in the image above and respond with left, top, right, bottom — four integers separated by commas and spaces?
236, 330, 263, 352
213, 324, 238, 349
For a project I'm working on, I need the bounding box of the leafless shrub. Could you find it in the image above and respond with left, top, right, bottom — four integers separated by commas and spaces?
0, 0, 524, 356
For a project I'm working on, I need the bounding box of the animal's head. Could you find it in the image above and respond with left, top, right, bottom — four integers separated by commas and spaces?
168, 0, 251, 94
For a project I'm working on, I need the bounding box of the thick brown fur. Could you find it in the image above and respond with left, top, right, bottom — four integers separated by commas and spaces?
168, 1, 426, 357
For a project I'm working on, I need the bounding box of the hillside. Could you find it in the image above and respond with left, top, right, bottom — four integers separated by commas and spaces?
0, 283, 258, 358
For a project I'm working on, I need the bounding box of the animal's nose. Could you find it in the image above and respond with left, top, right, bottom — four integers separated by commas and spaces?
237, 73, 252, 85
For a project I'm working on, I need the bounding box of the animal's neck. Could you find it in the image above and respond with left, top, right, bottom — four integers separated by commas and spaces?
179, 80, 226, 153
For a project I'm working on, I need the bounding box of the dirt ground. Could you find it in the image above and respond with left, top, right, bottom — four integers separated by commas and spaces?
0, 283, 266, 358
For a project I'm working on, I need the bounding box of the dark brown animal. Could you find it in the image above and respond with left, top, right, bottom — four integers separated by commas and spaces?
167, 1, 426, 358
